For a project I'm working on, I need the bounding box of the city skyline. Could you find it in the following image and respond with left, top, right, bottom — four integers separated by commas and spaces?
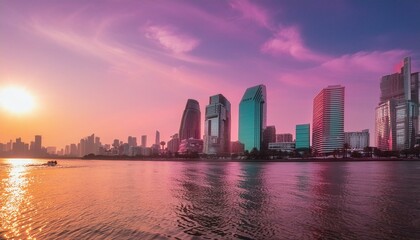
1, 1, 420, 148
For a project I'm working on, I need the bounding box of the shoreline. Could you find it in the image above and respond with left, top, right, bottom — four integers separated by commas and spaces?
2, 156, 420, 163
82, 157, 420, 163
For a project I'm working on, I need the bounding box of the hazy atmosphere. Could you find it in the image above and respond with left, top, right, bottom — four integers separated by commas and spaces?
1, 0, 420, 148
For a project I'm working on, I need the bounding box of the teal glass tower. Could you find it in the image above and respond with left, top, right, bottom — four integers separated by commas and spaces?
295, 124, 310, 150
239, 84, 267, 151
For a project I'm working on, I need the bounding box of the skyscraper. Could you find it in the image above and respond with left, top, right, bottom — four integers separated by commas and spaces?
239, 84, 267, 151
295, 124, 310, 150
179, 99, 201, 140
141, 135, 147, 147
203, 94, 231, 155
128, 136, 137, 147
34, 135, 42, 155
155, 131, 160, 145
375, 57, 419, 151
312, 85, 345, 155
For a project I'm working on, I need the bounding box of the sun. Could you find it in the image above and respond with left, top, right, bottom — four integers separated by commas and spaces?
0, 86, 36, 114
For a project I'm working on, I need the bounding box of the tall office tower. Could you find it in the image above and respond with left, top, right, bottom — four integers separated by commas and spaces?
155, 131, 160, 145
13, 138, 25, 155
112, 139, 120, 149
203, 94, 231, 155
141, 135, 147, 147
79, 139, 85, 157
239, 84, 267, 151
262, 125, 276, 150
86, 134, 95, 155
179, 99, 201, 140
312, 85, 345, 155
295, 124, 310, 150
95, 137, 101, 154
276, 133, 293, 143
70, 144, 78, 156
375, 57, 419, 151
128, 136, 137, 147
34, 135, 42, 154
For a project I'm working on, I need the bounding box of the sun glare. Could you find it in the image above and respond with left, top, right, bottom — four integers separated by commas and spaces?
0, 87, 35, 114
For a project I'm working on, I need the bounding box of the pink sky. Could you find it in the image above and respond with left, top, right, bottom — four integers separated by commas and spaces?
1, 0, 419, 149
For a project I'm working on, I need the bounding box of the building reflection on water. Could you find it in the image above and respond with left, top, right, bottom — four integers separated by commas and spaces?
0, 159, 36, 239
174, 162, 231, 238
235, 163, 278, 239
310, 162, 351, 239
173, 162, 279, 239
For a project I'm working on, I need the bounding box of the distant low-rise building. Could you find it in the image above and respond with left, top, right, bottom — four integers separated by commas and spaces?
178, 138, 203, 155
295, 124, 310, 150
231, 141, 245, 154
167, 134, 180, 154
268, 142, 295, 152
345, 130, 370, 150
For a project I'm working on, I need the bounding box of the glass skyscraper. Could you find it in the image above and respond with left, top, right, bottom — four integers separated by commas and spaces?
203, 94, 231, 155
375, 57, 419, 151
312, 85, 345, 155
295, 124, 310, 150
179, 99, 201, 141
239, 84, 267, 151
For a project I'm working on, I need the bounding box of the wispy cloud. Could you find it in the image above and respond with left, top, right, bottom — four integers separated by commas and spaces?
145, 25, 200, 54
277, 50, 409, 87
261, 26, 328, 62
229, 1, 327, 62
230, 0, 271, 29
320, 50, 409, 74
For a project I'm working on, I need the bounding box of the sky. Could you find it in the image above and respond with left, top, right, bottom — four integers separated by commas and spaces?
1, 0, 420, 149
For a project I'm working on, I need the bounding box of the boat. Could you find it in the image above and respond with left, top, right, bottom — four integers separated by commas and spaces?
46, 160, 58, 166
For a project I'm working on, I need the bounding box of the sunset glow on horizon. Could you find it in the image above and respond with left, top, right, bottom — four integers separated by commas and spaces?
1, 0, 420, 149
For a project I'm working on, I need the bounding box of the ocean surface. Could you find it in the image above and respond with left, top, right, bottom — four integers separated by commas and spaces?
1, 158, 419, 239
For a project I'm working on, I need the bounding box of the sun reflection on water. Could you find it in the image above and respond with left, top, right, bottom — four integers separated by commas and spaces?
1, 158, 36, 239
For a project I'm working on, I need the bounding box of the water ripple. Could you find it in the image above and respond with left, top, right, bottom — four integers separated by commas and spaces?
1, 159, 420, 239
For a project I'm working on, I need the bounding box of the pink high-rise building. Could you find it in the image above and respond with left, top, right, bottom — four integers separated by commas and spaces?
312, 85, 345, 155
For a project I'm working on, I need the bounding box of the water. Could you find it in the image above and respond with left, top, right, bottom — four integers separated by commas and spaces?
1, 159, 419, 239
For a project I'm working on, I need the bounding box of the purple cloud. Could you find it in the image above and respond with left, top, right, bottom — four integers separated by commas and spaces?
145, 25, 200, 54
261, 26, 328, 62
230, 0, 272, 29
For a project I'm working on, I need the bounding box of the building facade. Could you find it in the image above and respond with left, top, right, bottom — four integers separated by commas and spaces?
344, 130, 370, 150
231, 141, 245, 154
239, 84, 267, 151
179, 99, 201, 140
155, 131, 160, 145
203, 94, 231, 155
375, 57, 419, 151
141, 135, 147, 148
295, 124, 310, 150
262, 125, 276, 151
167, 133, 180, 154
268, 142, 295, 152
276, 133, 293, 143
312, 85, 345, 155
178, 138, 203, 155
